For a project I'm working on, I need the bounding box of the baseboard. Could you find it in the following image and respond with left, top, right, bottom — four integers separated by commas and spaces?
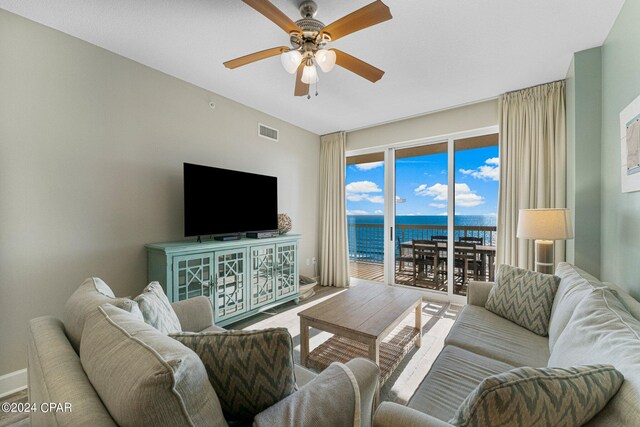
0, 369, 27, 399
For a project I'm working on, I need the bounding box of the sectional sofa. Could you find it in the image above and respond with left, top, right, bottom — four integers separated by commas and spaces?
373, 262, 640, 426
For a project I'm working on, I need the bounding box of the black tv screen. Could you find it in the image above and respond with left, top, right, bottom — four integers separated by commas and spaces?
184, 163, 278, 237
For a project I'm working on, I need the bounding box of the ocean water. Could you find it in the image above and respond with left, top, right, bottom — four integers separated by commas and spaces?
347, 215, 497, 262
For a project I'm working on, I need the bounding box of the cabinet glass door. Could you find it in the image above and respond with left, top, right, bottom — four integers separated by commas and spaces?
173, 254, 214, 302
213, 248, 248, 323
249, 245, 276, 309
276, 242, 298, 297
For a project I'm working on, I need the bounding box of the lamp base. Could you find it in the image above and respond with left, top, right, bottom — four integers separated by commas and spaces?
535, 240, 554, 274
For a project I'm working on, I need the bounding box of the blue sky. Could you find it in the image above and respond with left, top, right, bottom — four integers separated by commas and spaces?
346, 145, 499, 216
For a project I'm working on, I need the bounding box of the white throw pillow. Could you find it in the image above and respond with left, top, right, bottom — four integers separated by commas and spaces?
548, 287, 640, 426
253, 362, 360, 427
134, 282, 182, 334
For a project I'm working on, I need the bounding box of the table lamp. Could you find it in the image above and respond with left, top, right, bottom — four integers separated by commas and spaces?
516, 208, 574, 273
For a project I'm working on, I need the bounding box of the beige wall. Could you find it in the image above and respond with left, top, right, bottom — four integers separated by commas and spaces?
0, 10, 320, 376
346, 99, 498, 150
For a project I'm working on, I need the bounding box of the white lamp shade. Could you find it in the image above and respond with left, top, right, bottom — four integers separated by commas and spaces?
315, 49, 336, 72
516, 208, 574, 240
301, 64, 319, 84
280, 50, 303, 74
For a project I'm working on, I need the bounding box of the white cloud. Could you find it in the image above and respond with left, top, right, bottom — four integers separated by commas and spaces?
414, 182, 484, 208
374, 209, 383, 214
346, 194, 383, 203
429, 203, 446, 209
346, 180, 384, 204
346, 193, 368, 202
459, 157, 500, 181
396, 196, 406, 203
346, 210, 368, 215
354, 161, 383, 171
346, 181, 381, 193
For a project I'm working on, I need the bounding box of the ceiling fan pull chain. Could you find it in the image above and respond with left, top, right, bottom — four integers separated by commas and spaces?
315, 80, 319, 97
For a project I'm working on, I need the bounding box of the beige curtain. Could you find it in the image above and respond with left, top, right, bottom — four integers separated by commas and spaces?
496, 81, 567, 270
319, 132, 350, 287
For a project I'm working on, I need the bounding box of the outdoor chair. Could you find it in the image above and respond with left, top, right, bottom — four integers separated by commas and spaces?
431, 235, 448, 241
397, 237, 414, 276
453, 242, 482, 287
412, 240, 444, 288
458, 236, 483, 244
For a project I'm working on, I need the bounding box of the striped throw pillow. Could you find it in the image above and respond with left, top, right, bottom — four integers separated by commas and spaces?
449, 365, 624, 427
172, 328, 296, 423
486, 264, 559, 336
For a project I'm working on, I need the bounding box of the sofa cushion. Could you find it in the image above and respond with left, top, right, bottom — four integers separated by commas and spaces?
549, 262, 605, 349
80, 304, 227, 427
604, 281, 640, 321
134, 282, 182, 334
445, 304, 549, 367
172, 328, 296, 423
486, 264, 559, 336
449, 365, 623, 427
63, 277, 141, 352
548, 288, 640, 426
407, 345, 515, 422
254, 362, 360, 427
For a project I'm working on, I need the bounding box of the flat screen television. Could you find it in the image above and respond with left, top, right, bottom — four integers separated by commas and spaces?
184, 163, 278, 237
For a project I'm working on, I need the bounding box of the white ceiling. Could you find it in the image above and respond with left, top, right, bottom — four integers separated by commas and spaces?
0, 0, 625, 135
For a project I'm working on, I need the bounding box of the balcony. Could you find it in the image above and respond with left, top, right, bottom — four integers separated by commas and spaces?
348, 223, 497, 295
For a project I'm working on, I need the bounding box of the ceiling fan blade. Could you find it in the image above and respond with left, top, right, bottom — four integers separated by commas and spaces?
321, 1, 392, 42
294, 63, 309, 96
242, 0, 302, 34
334, 49, 384, 83
223, 46, 289, 69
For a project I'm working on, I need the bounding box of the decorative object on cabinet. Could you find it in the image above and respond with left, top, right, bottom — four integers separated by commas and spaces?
277, 213, 292, 235
146, 234, 300, 327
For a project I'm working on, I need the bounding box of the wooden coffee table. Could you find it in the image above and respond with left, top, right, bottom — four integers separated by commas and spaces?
298, 284, 423, 389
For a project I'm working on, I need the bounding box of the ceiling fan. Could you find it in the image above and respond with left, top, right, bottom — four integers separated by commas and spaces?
223, 0, 392, 98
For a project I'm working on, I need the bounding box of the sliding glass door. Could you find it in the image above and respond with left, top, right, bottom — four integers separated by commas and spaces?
346, 153, 385, 283
453, 135, 499, 296
394, 142, 449, 292
347, 127, 498, 302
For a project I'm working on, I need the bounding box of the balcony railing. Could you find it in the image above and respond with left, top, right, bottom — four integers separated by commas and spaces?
348, 223, 497, 262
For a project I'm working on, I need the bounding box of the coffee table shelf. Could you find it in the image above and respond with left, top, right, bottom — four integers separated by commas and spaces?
306, 324, 420, 385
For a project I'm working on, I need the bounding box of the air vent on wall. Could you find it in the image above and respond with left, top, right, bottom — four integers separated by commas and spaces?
258, 123, 279, 142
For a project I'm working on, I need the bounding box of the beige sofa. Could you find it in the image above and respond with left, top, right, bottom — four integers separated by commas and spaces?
374, 262, 640, 426
28, 278, 379, 426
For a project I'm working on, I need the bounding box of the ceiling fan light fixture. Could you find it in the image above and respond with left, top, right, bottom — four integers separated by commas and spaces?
315, 49, 336, 72
280, 50, 303, 74
301, 64, 319, 84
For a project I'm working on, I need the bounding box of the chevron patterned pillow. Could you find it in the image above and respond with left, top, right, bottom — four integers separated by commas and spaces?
171, 328, 296, 423
449, 365, 624, 427
486, 264, 560, 336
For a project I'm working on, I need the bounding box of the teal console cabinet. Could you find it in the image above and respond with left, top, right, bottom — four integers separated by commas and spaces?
146, 234, 300, 327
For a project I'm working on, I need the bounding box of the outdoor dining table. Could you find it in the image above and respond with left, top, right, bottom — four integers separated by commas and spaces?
400, 240, 497, 281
